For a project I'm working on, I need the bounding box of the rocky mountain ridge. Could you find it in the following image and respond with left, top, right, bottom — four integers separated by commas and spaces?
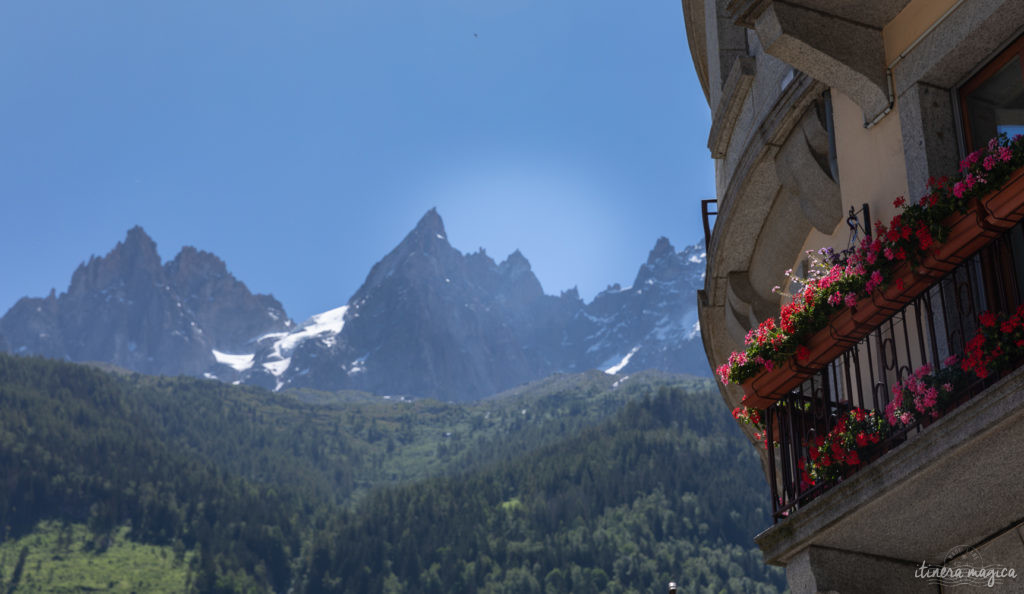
0, 211, 709, 400
0, 226, 291, 377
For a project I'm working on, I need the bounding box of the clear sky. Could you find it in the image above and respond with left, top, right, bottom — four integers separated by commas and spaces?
0, 1, 714, 322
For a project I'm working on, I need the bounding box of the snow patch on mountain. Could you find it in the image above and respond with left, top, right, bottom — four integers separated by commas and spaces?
252, 305, 349, 389
259, 305, 347, 361
604, 346, 640, 375
212, 349, 255, 372
263, 358, 292, 376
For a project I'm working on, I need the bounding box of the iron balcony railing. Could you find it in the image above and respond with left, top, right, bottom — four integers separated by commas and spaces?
765, 222, 1024, 522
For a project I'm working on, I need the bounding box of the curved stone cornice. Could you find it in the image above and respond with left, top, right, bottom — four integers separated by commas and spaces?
682, 0, 711, 103
708, 56, 757, 158
701, 74, 835, 419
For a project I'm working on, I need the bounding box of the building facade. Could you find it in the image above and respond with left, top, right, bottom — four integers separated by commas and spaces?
684, 0, 1024, 592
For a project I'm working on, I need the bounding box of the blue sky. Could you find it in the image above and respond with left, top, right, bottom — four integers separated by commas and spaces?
0, 1, 714, 322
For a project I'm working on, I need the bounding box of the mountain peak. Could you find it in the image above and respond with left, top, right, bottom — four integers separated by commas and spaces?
67, 226, 162, 296
500, 249, 531, 274
412, 208, 447, 241
120, 225, 158, 256
125, 224, 152, 241
169, 246, 229, 277
647, 237, 676, 265
120, 225, 162, 264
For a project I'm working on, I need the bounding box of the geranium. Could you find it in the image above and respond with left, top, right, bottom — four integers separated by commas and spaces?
718, 247, 872, 385
732, 402, 771, 449
716, 134, 1024, 388
960, 305, 1024, 379
802, 408, 888, 485
884, 305, 1024, 432
885, 362, 964, 427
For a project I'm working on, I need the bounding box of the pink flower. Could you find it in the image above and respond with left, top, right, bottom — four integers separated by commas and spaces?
844, 293, 858, 308
717, 363, 730, 384
885, 400, 899, 426
865, 270, 884, 293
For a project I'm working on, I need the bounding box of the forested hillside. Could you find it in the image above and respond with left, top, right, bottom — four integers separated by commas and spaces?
0, 354, 784, 592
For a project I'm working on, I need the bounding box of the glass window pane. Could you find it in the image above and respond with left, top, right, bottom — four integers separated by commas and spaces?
964, 56, 1024, 150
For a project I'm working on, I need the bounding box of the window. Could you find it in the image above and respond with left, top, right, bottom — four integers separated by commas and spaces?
959, 34, 1024, 315
960, 35, 1024, 152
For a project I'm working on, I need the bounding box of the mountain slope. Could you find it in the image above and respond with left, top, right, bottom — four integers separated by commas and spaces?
249, 210, 710, 400
256, 209, 582, 399
565, 236, 707, 377
0, 354, 782, 592
0, 227, 291, 377
1, 211, 710, 401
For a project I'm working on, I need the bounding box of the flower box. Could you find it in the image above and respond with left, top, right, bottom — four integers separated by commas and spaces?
917, 198, 1000, 276
741, 186, 1024, 409
979, 166, 1024, 230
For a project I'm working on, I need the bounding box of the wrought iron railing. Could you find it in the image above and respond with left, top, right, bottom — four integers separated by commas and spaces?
765, 223, 1024, 521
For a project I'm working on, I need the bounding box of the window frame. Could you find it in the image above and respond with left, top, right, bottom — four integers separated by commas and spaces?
958, 34, 1024, 153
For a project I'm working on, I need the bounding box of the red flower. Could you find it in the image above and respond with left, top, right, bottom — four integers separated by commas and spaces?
846, 451, 861, 466
916, 225, 934, 250
893, 196, 906, 208
796, 345, 810, 361
980, 311, 997, 328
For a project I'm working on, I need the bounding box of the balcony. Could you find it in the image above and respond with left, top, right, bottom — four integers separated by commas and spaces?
765, 226, 1023, 522
737, 158, 1024, 585
712, 144, 1024, 520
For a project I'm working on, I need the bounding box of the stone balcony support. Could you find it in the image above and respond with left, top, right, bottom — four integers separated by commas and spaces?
753, 2, 891, 122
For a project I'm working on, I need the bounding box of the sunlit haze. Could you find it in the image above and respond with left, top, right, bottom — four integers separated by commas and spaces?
0, 1, 714, 321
